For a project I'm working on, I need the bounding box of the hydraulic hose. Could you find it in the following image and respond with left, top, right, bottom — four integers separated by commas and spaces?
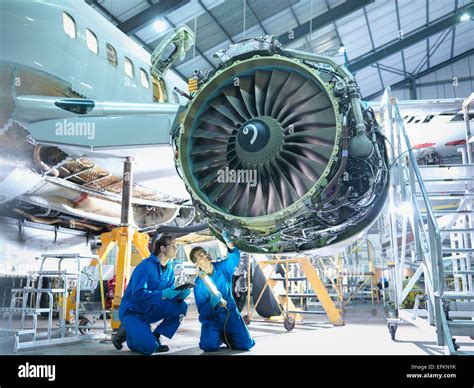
222, 304, 231, 351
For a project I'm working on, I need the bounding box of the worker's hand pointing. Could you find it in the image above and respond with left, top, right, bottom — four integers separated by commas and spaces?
221, 230, 235, 249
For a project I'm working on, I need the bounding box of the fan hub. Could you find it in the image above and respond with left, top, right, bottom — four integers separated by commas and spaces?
236, 117, 283, 166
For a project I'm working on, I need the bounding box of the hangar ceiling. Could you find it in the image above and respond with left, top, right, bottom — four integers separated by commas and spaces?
86, 0, 473, 99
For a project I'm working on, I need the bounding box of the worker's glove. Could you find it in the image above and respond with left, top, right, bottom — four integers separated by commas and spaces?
177, 288, 191, 301
210, 292, 224, 309
222, 230, 232, 244
162, 287, 180, 300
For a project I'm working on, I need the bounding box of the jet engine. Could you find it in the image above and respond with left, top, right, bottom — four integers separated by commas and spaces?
173, 36, 389, 253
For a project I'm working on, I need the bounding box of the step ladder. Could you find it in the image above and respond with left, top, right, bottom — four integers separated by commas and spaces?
0, 276, 64, 352
245, 255, 344, 331
0, 274, 28, 310
417, 160, 474, 354
0, 254, 107, 352
381, 90, 474, 354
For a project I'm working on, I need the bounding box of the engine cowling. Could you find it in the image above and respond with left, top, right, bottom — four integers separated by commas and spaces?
174, 36, 389, 253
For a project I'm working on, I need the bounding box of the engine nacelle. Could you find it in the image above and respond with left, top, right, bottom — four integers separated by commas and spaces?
173, 36, 389, 253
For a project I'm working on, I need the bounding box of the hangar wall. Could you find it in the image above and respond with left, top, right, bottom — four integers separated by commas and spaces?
0, 218, 94, 275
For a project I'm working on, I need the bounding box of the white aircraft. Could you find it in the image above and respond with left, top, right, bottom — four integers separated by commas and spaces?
0, 0, 196, 233
369, 98, 474, 164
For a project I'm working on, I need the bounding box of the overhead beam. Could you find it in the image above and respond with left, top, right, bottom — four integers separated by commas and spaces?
118, 0, 190, 35
426, 0, 430, 69
394, 0, 408, 77
373, 63, 412, 78
277, 0, 373, 45
288, 0, 311, 50
363, 7, 384, 91
413, 27, 453, 75
246, 1, 269, 35
451, 0, 459, 60
324, 0, 343, 47
198, 0, 234, 43
85, 0, 121, 25
348, 3, 474, 73
364, 49, 474, 100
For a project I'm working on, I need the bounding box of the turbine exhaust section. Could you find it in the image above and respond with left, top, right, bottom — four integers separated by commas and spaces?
173, 36, 389, 253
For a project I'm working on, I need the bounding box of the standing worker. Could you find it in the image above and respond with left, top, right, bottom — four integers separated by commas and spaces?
189, 231, 255, 352
112, 234, 190, 354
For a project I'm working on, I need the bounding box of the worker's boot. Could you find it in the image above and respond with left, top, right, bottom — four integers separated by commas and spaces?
153, 332, 169, 353
112, 326, 127, 350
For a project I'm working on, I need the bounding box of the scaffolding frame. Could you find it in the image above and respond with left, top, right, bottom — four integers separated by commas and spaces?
380, 89, 474, 354
244, 255, 344, 331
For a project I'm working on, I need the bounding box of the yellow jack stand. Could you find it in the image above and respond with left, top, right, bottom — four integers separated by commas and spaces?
65, 228, 150, 329
96, 227, 150, 330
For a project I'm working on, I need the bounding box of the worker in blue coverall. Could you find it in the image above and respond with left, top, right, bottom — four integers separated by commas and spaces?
112, 234, 190, 354
189, 231, 255, 352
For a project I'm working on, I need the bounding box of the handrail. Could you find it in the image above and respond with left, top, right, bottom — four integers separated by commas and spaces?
462, 92, 474, 164
390, 97, 444, 298
392, 102, 440, 236
383, 90, 474, 353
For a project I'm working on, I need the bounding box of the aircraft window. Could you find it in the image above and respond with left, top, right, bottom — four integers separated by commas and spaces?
63, 12, 76, 39
140, 68, 150, 89
106, 44, 117, 66
152, 75, 167, 102
124, 57, 135, 78
86, 29, 98, 54
414, 119, 421, 123
407, 116, 415, 123
423, 115, 434, 123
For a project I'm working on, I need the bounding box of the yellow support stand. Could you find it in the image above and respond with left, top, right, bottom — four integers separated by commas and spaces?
65, 157, 152, 330
367, 239, 380, 305
65, 227, 150, 329
298, 257, 344, 326
97, 227, 150, 330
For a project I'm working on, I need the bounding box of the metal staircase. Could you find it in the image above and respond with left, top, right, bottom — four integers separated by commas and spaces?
0, 272, 62, 351
381, 90, 474, 354
419, 163, 474, 354
0, 254, 107, 352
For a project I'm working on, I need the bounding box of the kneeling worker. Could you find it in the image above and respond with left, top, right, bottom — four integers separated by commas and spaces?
113, 234, 190, 354
189, 231, 255, 352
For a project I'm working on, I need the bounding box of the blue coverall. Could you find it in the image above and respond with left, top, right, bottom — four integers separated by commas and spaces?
118, 254, 188, 355
194, 247, 255, 352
